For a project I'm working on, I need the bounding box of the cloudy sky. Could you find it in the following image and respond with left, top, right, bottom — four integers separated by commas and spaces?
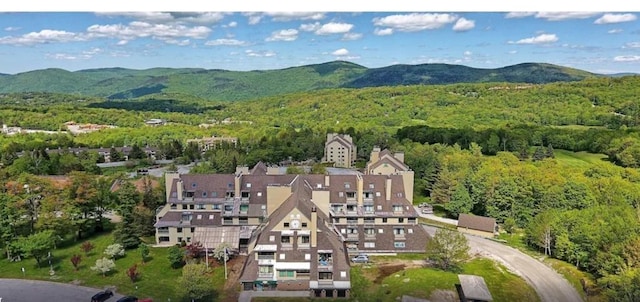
1, 10, 640, 74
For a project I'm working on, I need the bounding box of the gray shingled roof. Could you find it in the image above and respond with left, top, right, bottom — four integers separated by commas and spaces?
457, 214, 496, 233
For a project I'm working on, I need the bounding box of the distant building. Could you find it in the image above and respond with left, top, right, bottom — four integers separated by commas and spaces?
365, 147, 410, 175
65, 121, 116, 134
144, 119, 166, 126
457, 214, 497, 238
322, 133, 357, 168
186, 135, 238, 153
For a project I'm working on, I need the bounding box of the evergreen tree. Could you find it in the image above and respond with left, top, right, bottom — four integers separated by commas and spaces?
532, 146, 546, 161
113, 213, 141, 249
546, 144, 555, 159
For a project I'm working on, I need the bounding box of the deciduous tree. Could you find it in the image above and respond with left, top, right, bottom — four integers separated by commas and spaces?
425, 228, 470, 272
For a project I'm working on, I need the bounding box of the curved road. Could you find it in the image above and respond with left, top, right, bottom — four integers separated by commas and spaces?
422, 224, 583, 302
0, 279, 125, 302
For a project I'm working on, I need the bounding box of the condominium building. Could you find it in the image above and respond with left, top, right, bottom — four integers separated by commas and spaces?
154, 162, 428, 297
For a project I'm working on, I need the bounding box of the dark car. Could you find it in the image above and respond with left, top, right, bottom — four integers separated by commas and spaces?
91, 289, 113, 302
116, 297, 138, 302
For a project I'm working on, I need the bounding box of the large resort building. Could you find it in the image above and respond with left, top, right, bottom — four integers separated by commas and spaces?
322, 133, 357, 168
154, 145, 428, 297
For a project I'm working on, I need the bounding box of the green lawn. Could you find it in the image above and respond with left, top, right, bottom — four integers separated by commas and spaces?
0, 231, 225, 302
551, 149, 609, 170
351, 258, 538, 302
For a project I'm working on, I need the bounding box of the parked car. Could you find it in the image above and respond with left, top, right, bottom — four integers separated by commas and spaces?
116, 297, 138, 302
418, 202, 430, 208
351, 254, 369, 263
91, 289, 113, 302
421, 206, 434, 214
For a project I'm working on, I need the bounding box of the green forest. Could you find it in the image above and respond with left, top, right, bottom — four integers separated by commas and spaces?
2, 75, 640, 300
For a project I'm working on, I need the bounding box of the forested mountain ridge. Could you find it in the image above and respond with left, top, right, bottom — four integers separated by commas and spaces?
0, 61, 606, 101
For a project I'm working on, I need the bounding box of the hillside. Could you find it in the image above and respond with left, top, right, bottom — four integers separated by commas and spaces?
0, 61, 602, 101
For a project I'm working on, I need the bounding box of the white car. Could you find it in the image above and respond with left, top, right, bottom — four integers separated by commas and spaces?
351, 254, 369, 263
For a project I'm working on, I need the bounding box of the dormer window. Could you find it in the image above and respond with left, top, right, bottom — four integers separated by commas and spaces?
192, 183, 197, 188
246, 183, 252, 188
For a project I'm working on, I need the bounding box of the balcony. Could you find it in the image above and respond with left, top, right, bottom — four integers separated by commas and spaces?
157, 228, 169, 234
258, 259, 276, 265
258, 273, 274, 279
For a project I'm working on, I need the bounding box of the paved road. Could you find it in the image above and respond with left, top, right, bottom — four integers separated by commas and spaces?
0, 278, 125, 302
238, 290, 311, 302
422, 225, 583, 302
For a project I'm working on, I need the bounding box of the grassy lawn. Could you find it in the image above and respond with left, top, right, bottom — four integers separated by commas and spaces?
551, 149, 609, 170
0, 231, 225, 302
418, 217, 456, 230
352, 258, 538, 302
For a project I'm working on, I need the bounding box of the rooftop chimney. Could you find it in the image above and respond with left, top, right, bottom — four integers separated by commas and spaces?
385, 177, 392, 201
311, 206, 318, 248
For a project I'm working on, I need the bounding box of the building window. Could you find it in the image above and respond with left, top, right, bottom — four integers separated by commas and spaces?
376, 192, 381, 197
319, 272, 333, 280
182, 205, 188, 210
345, 183, 350, 189
240, 204, 249, 213
301, 236, 310, 244
202, 192, 207, 197
378, 229, 384, 234
339, 192, 344, 197
394, 227, 405, 235
394, 242, 406, 248
223, 217, 233, 224
408, 228, 414, 234
392, 205, 403, 212
209, 215, 214, 220
269, 235, 275, 242
196, 214, 202, 219
192, 183, 197, 188
177, 227, 182, 233
246, 183, 252, 188
382, 218, 387, 223
279, 253, 286, 260
398, 218, 404, 223
364, 205, 374, 213
211, 192, 217, 197
369, 183, 374, 189
302, 222, 307, 228
196, 204, 205, 210
257, 192, 262, 197
377, 205, 382, 210
340, 271, 347, 278
281, 236, 291, 244
364, 228, 375, 236
364, 217, 374, 224
284, 222, 290, 228
364, 242, 375, 248
213, 204, 221, 210
279, 270, 294, 278
241, 191, 250, 199
305, 254, 311, 260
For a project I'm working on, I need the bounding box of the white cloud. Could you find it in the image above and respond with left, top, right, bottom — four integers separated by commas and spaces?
614, 55, 640, 62
594, 13, 637, 24
463, 50, 472, 56
205, 38, 248, 46
534, 12, 600, 21
624, 42, 640, 48
245, 49, 276, 57
509, 50, 518, 54
244, 13, 263, 25
609, 29, 624, 34
505, 12, 536, 18
4, 26, 20, 31
505, 12, 599, 21
164, 39, 191, 46
86, 22, 211, 43
315, 22, 353, 35
243, 12, 324, 24
116, 40, 128, 45
299, 22, 321, 32
266, 12, 325, 22
82, 47, 102, 56
509, 33, 559, 44
374, 28, 393, 36
332, 48, 349, 56
342, 32, 362, 41
227, 21, 237, 27
453, 18, 475, 31
373, 13, 458, 32
265, 29, 298, 42
45, 53, 78, 60
0, 29, 85, 45
96, 12, 226, 25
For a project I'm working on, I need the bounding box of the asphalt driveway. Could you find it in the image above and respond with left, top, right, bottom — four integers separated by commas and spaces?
0, 279, 125, 302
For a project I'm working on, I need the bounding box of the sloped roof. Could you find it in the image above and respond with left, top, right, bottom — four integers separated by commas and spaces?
457, 214, 496, 233
458, 274, 493, 301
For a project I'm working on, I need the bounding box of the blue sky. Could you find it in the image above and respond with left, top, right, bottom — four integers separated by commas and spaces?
1, 11, 640, 74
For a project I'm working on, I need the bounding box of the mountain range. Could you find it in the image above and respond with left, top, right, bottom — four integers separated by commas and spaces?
0, 61, 613, 101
